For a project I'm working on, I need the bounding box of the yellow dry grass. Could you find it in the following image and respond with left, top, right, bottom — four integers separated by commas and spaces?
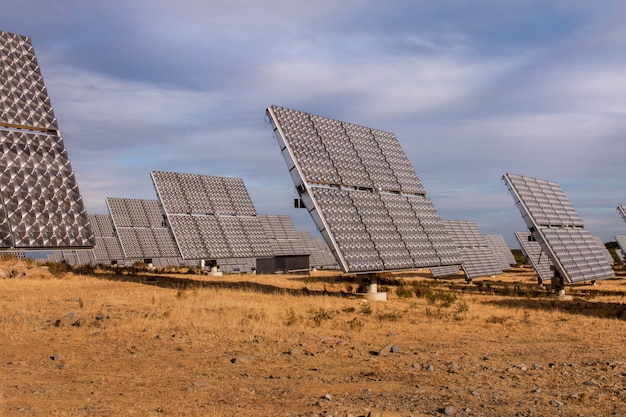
1, 260, 626, 416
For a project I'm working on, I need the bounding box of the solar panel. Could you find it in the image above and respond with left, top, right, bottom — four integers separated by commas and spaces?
0, 31, 94, 250
215, 257, 257, 273
514, 231, 554, 284
88, 214, 124, 263
429, 264, 461, 278
58, 249, 94, 266
258, 215, 308, 256
442, 220, 503, 280
297, 231, 340, 269
266, 105, 461, 274
151, 171, 273, 260
484, 234, 517, 270
592, 236, 614, 265
615, 236, 626, 264
503, 173, 614, 285
106, 198, 180, 260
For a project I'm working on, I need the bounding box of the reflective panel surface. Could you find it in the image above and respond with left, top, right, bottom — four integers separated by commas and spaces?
267, 105, 460, 273
443, 220, 503, 279
504, 173, 614, 284
151, 171, 273, 260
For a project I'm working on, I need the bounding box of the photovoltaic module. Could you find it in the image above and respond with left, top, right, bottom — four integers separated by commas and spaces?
503, 173, 613, 284
266, 105, 461, 274
0, 31, 93, 249
151, 171, 273, 260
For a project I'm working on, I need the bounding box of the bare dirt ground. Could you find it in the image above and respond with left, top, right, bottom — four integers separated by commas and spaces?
1, 258, 626, 417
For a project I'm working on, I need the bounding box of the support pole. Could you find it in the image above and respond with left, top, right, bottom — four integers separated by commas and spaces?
357, 273, 387, 301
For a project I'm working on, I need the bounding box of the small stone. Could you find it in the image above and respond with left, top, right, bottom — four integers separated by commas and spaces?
230, 356, 253, 364
583, 379, 600, 386
323, 393, 331, 401
72, 318, 86, 327
425, 363, 434, 371
550, 399, 564, 407
533, 363, 543, 370
518, 364, 528, 371
443, 405, 456, 415
95, 313, 105, 320
390, 344, 401, 353
448, 362, 459, 373
377, 343, 393, 356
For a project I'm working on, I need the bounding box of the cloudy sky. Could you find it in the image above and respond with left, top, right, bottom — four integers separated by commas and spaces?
3, 0, 626, 248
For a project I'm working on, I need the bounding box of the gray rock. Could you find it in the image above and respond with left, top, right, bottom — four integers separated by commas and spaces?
550, 399, 564, 407
443, 405, 456, 415
583, 379, 600, 387
448, 362, 459, 373
230, 356, 253, 364
425, 363, 434, 371
390, 344, 401, 353
323, 393, 331, 401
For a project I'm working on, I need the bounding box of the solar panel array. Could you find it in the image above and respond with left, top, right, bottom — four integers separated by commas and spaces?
503, 173, 614, 284
442, 220, 503, 279
0, 31, 94, 249
618, 205, 626, 223
151, 171, 273, 260
297, 231, 340, 269
258, 215, 308, 256
106, 198, 180, 260
514, 231, 554, 283
266, 105, 461, 273
88, 214, 124, 262
484, 234, 517, 270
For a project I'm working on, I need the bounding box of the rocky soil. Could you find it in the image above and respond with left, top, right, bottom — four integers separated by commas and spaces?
1, 259, 625, 416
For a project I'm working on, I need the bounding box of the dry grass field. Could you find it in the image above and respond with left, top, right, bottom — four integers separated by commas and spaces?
1, 257, 626, 417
